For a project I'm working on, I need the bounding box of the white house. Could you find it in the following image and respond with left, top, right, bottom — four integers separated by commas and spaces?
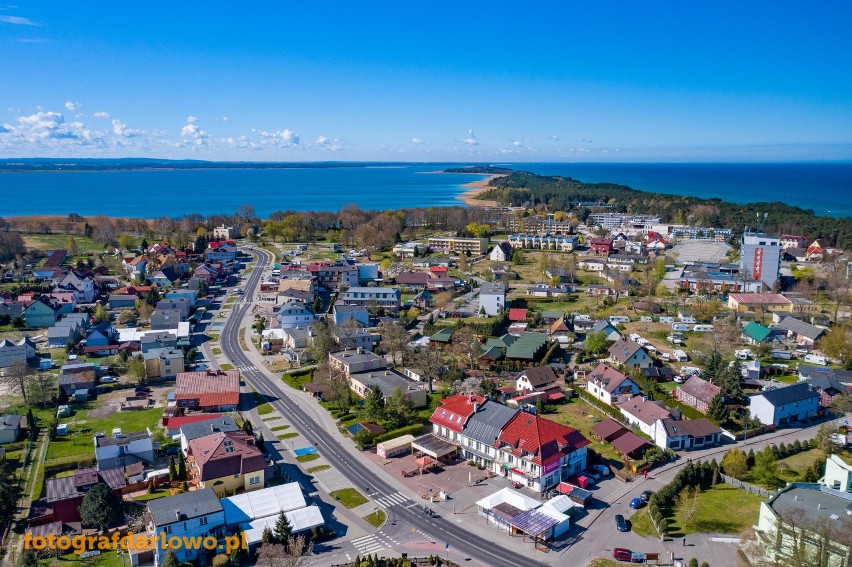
338, 286, 401, 313
578, 258, 606, 272
515, 366, 560, 394
586, 364, 641, 406
822, 454, 852, 493
490, 241, 513, 262
478, 281, 507, 316
618, 395, 674, 436
57, 271, 97, 304
608, 338, 653, 369
146, 488, 226, 566
650, 417, 722, 451
276, 300, 315, 329
749, 383, 821, 427
94, 429, 155, 471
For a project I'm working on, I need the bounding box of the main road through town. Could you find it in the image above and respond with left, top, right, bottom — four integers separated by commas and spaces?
219, 247, 544, 567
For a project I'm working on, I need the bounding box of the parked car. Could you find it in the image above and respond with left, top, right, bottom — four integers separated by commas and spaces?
591, 464, 611, 476
613, 548, 633, 561
615, 514, 629, 532
629, 497, 645, 509
586, 470, 601, 480
640, 490, 654, 502
100, 376, 118, 384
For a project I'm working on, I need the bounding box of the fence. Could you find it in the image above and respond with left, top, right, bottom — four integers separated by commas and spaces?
719, 473, 776, 499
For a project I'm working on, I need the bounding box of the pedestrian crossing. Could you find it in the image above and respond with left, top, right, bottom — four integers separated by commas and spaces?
350, 532, 399, 555
375, 491, 410, 508
236, 364, 258, 373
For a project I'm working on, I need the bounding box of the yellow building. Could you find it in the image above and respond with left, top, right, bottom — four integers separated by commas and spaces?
727, 293, 793, 314
188, 431, 266, 497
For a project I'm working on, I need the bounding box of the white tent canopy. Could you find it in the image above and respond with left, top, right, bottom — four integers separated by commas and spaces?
238, 505, 325, 544
475, 487, 540, 512
221, 483, 307, 526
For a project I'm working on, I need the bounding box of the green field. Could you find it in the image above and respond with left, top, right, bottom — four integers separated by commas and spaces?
547, 397, 626, 468
777, 448, 825, 483
330, 488, 368, 509
363, 509, 386, 528
23, 233, 105, 254
664, 483, 763, 536
295, 453, 320, 463
47, 406, 162, 461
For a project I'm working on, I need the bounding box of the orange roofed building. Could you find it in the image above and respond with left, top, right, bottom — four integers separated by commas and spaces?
175, 370, 240, 412
187, 430, 266, 497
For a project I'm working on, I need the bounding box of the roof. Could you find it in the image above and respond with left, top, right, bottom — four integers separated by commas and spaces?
45, 468, 126, 502
678, 376, 722, 403
189, 431, 266, 481
618, 395, 674, 426
510, 508, 559, 536
95, 430, 150, 447
743, 321, 774, 342
608, 338, 647, 364
642, 366, 675, 379
797, 366, 852, 383
428, 395, 485, 434
498, 412, 590, 467
516, 366, 559, 388
429, 327, 454, 343
590, 418, 629, 442
180, 416, 240, 441
463, 401, 519, 446
610, 432, 653, 456
756, 382, 820, 407
776, 317, 827, 341
659, 417, 722, 438
508, 308, 528, 322
0, 414, 22, 431
350, 369, 417, 398
588, 363, 631, 393
505, 332, 549, 360
329, 349, 386, 367
165, 413, 222, 430
175, 370, 240, 407
589, 319, 618, 335
221, 482, 307, 524
767, 484, 852, 527
147, 487, 223, 527
800, 375, 852, 398
395, 271, 431, 285
480, 281, 507, 296
729, 293, 792, 306
476, 487, 541, 513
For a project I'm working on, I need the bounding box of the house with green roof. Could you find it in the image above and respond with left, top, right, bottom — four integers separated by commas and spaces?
506, 332, 550, 361
480, 334, 517, 362
429, 327, 455, 346
741, 321, 777, 345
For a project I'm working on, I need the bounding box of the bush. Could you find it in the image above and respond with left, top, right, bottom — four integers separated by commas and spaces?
689, 559, 698, 567
212, 555, 231, 567
373, 423, 424, 444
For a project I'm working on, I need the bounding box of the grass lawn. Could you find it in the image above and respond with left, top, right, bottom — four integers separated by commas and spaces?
363, 509, 386, 528
270, 424, 291, 432
279, 432, 299, 440
777, 448, 825, 483
251, 391, 274, 415
658, 381, 679, 394
665, 483, 764, 536
211, 347, 222, 355
219, 363, 234, 370
282, 370, 315, 390
547, 398, 626, 468
307, 464, 331, 473
629, 508, 658, 538
47, 406, 162, 461
330, 488, 368, 509
296, 453, 320, 463
23, 233, 104, 254
132, 488, 172, 502
587, 560, 620, 567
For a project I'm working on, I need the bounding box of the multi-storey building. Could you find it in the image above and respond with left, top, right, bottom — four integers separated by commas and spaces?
740, 231, 782, 289
427, 236, 489, 256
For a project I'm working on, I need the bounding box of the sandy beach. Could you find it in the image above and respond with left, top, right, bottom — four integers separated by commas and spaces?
455, 174, 505, 207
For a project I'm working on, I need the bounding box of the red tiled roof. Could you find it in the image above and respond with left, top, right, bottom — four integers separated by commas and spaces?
508, 308, 528, 322
498, 412, 590, 467
428, 394, 485, 433
610, 432, 652, 457
189, 431, 265, 481
728, 293, 791, 305
175, 370, 240, 408
617, 395, 674, 426
590, 418, 630, 442
677, 376, 721, 403
208, 240, 236, 249
163, 413, 223, 429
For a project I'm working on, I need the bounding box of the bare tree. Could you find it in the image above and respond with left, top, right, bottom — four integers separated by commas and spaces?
1, 361, 31, 403
675, 486, 701, 530
255, 535, 313, 567
451, 326, 482, 369
380, 321, 411, 366
412, 345, 444, 393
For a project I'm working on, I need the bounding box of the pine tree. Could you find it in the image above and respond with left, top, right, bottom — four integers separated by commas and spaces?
242, 419, 253, 434
706, 394, 728, 426
168, 456, 177, 482
274, 510, 292, 546
162, 550, 179, 567
177, 452, 187, 481
747, 448, 756, 468
261, 526, 273, 545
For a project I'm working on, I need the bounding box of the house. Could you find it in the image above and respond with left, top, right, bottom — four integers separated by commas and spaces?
578, 258, 605, 271
806, 239, 825, 261
156, 297, 191, 318
47, 319, 82, 349
455, 400, 519, 470
146, 488, 226, 567
608, 338, 652, 369
150, 308, 183, 331
0, 414, 23, 444
586, 284, 616, 296
392, 242, 426, 258
741, 321, 777, 345
478, 281, 507, 316
515, 366, 560, 394
775, 316, 826, 346
332, 326, 374, 351
495, 411, 590, 492
412, 289, 434, 309
329, 348, 387, 376
332, 303, 370, 327
174, 370, 240, 412
95, 429, 155, 471
490, 241, 514, 262
651, 417, 720, 451
206, 240, 238, 262
142, 347, 185, 380
213, 225, 238, 240
395, 271, 431, 290
549, 317, 573, 340
276, 300, 314, 329
642, 366, 676, 382
56, 271, 97, 304
508, 234, 579, 251
588, 238, 614, 255
221, 483, 324, 547
429, 394, 486, 444
526, 282, 574, 299
58, 370, 96, 395
149, 268, 181, 288
24, 296, 61, 327
618, 395, 676, 436
141, 331, 178, 353
586, 364, 641, 406
108, 294, 138, 309
429, 327, 454, 347
42, 468, 125, 524
822, 454, 852, 493
590, 418, 631, 444
179, 415, 240, 457
610, 430, 653, 460
749, 383, 820, 427
123, 256, 147, 281
780, 235, 808, 250
674, 376, 721, 414
188, 430, 265, 496
338, 286, 401, 313
277, 326, 312, 350
588, 319, 621, 341
348, 368, 428, 407
505, 331, 549, 361
0, 338, 30, 369
797, 367, 852, 407
727, 293, 793, 314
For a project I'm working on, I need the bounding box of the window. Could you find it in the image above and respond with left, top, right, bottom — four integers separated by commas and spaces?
249, 476, 260, 485
164, 525, 172, 534
199, 516, 208, 526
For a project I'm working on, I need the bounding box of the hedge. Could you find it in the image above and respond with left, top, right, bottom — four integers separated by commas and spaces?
44, 455, 96, 477
373, 423, 424, 444
537, 341, 561, 366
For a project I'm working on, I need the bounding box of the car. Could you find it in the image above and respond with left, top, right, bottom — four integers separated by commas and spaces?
100, 376, 118, 384
592, 464, 611, 476
586, 470, 601, 480
629, 497, 645, 509
640, 490, 654, 502
673, 376, 685, 383
615, 514, 629, 532
613, 548, 633, 561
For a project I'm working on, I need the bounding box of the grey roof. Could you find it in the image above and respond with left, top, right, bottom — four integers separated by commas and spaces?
757, 382, 820, 407
334, 303, 368, 314
142, 347, 184, 361
180, 416, 239, 442
480, 281, 507, 296
769, 484, 852, 527
95, 430, 150, 447
463, 401, 518, 445
351, 369, 417, 397
0, 414, 22, 431
589, 319, 617, 335
147, 487, 223, 527
798, 366, 852, 383
776, 317, 827, 341
330, 349, 384, 366
47, 326, 75, 339
141, 332, 177, 344
800, 375, 851, 396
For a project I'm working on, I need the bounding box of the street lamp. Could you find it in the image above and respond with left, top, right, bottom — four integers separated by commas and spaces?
117, 549, 126, 567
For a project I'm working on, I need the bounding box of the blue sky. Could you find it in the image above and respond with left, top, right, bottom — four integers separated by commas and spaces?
1, 2, 851, 161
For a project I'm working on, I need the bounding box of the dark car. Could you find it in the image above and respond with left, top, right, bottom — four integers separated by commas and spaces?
613, 548, 632, 561
615, 514, 629, 532
640, 490, 654, 502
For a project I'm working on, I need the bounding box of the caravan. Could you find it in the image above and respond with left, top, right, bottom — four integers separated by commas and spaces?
673, 349, 689, 362
693, 324, 714, 332
672, 323, 691, 332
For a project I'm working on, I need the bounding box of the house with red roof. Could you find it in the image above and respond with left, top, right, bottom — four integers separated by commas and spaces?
586, 363, 641, 406
495, 411, 590, 492
674, 376, 721, 414
205, 240, 238, 262
187, 430, 266, 497
589, 238, 614, 255
429, 395, 485, 443
806, 240, 825, 261
646, 231, 668, 251
175, 370, 240, 412
508, 308, 528, 323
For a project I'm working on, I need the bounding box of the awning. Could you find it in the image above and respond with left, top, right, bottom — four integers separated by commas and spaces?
415, 456, 435, 468
501, 464, 511, 471
511, 468, 529, 477
547, 392, 566, 402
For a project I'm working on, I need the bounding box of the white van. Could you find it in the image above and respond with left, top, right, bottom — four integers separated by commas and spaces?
629, 333, 642, 342
636, 338, 650, 347
610, 316, 631, 324
804, 354, 828, 365
679, 316, 697, 324
693, 324, 714, 332
735, 349, 753, 360
661, 352, 671, 361
660, 316, 675, 324
672, 323, 691, 332
673, 349, 689, 362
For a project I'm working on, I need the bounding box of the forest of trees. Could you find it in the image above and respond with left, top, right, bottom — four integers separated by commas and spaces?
479, 171, 852, 249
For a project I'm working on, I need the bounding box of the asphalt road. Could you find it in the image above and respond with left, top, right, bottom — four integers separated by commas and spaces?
220, 247, 545, 567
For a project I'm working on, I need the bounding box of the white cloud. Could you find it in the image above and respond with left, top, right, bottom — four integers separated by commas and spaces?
462, 128, 478, 146
314, 135, 341, 151
180, 116, 209, 145
214, 116, 230, 122
64, 100, 81, 111
0, 15, 37, 25
93, 111, 110, 118
550, 135, 560, 141
186, 115, 198, 124
511, 139, 523, 147
577, 138, 593, 143
252, 128, 300, 148
112, 119, 137, 137
411, 137, 424, 145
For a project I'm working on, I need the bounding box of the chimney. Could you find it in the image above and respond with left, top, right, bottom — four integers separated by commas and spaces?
175, 510, 181, 520
357, 347, 364, 354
